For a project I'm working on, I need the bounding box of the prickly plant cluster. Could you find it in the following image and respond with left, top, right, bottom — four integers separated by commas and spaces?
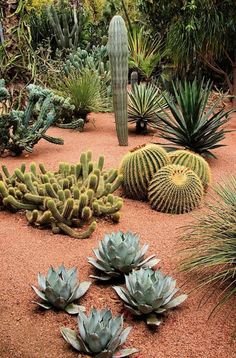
120, 144, 169, 200
0, 151, 123, 238
148, 164, 204, 214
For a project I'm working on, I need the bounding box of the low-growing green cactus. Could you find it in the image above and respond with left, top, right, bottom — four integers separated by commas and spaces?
31, 264, 91, 314
0, 82, 73, 156
148, 164, 204, 214
120, 144, 170, 200
61, 308, 138, 357
113, 268, 188, 326
88, 231, 159, 280
169, 150, 211, 191
0, 151, 123, 238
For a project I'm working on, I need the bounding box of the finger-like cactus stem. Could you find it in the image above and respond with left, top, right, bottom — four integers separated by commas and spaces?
57, 221, 97, 239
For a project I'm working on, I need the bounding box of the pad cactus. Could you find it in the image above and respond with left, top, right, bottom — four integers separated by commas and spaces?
0, 152, 123, 239
148, 164, 204, 214
169, 150, 211, 190
120, 144, 170, 200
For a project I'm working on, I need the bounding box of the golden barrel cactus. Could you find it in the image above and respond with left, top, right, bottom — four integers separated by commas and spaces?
120, 144, 169, 200
169, 150, 211, 190
148, 164, 204, 214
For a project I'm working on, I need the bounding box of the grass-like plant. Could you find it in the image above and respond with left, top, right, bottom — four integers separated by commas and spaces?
155, 79, 234, 158
128, 83, 167, 133
57, 68, 110, 120
181, 176, 236, 314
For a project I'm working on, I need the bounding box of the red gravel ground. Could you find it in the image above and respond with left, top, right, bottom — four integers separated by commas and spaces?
0, 113, 236, 358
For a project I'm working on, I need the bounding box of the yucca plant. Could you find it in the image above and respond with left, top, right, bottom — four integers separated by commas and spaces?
61, 308, 138, 357
128, 83, 167, 133
155, 79, 234, 158
31, 264, 91, 314
113, 268, 187, 326
57, 68, 110, 120
88, 231, 159, 280
181, 176, 236, 315
128, 26, 165, 80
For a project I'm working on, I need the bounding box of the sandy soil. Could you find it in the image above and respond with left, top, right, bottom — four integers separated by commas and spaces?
0, 113, 236, 358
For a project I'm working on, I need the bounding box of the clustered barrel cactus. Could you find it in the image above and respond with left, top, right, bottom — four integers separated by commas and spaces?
32, 264, 91, 314
108, 15, 129, 146
0, 81, 73, 156
120, 144, 169, 200
113, 268, 188, 326
61, 308, 138, 357
148, 164, 204, 214
0, 151, 123, 238
88, 231, 159, 280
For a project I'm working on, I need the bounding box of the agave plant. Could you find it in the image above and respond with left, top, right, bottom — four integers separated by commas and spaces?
61, 308, 138, 357
128, 83, 167, 133
155, 79, 234, 158
181, 176, 236, 315
88, 231, 159, 280
113, 268, 187, 326
31, 264, 91, 314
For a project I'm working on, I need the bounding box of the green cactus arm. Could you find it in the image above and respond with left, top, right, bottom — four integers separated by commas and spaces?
57, 221, 97, 239
3, 195, 38, 210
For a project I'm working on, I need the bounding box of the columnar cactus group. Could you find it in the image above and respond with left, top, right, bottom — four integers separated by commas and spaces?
0, 152, 123, 238
120, 144, 170, 200
148, 164, 204, 214
108, 15, 129, 146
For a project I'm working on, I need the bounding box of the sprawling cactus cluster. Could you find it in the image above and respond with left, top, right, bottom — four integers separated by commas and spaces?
0, 81, 73, 156
0, 151, 123, 238
148, 164, 204, 214
169, 150, 211, 191
120, 144, 169, 200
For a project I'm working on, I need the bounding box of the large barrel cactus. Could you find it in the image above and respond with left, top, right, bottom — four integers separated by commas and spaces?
120, 144, 169, 200
108, 15, 129, 146
169, 150, 211, 191
148, 164, 204, 214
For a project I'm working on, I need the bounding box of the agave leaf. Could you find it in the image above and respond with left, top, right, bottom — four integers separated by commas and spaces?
87, 332, 103, 353
60, 327, 81, 351
37, 273, 46, 290
146, 313, 162, 326
65, 303, 85, 314
44, 286, 58, 305
138, 255, 159, 268
89, 274, 112, 281
118, 326, 132, 345
95, 352, 113, 358
164, 294, 188, 309
69, 281, 91, 302
124, 304, 142, 316
32, 300, 52, 309
88, 257, 111, 272
137, 304, 153, 314
113, 286, 131, 305
114, 348, 139, 357
31, 285, 47, 301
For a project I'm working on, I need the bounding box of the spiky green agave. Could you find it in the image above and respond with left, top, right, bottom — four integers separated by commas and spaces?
128, 83, 167, 133
61, 308, 138, 357
113, 268, 187, 326
148, 164, 204, 214
120, 144, 169, 200
88, 231, 159, 280
155, 79, 233, 158
31, 264, 91, 314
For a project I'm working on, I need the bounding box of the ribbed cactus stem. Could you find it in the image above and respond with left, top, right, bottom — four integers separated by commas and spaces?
108, 15, 129, 146
130, 71, 138, 91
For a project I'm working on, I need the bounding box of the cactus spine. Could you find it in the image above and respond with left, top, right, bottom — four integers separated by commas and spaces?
169, 150, 211, 191
108, 15, 129, 146
120, 144, 170, 200
148, 164, 204, 214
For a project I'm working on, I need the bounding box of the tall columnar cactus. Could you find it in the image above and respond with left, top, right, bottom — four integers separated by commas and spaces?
108, 15, 129, 146
148, 164, 204, 214
120, 144, 170, 200
0, 152, 123, 239
169, 150, 211, 191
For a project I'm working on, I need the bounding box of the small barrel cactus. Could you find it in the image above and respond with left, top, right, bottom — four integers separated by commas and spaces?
61, 308, 138, 357
130, 71, 138, 91
148, 164, 204, 214
88, 230, 159, 280
169, 150, 211, 191
31, 264, 91, 314
120, 144, 170, 200
113, 268, 188, 326
108, 15, 129, 146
